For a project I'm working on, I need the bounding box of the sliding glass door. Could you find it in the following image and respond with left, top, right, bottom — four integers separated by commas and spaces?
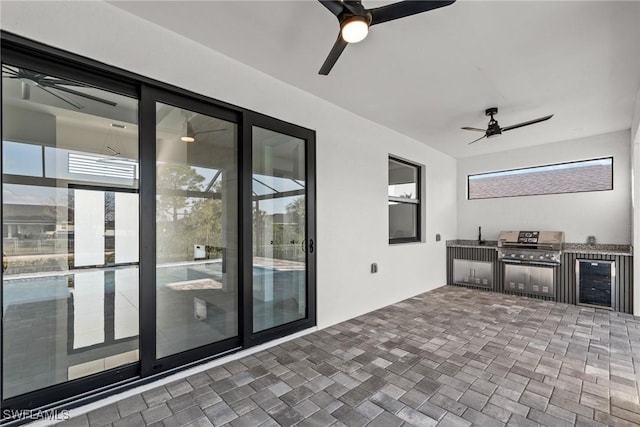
1, 37, 315, 414
245, 114, 316, 345
2, 63, 139, 399
154, 100, 239, 359
252, 127, 307, 332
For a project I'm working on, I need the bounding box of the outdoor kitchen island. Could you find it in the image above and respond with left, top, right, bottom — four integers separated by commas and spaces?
447, 238, 633, 313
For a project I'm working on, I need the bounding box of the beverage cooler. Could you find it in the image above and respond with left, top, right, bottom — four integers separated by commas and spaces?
576, 260, 615, 309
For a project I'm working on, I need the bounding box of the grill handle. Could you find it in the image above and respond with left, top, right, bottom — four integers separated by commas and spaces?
499, 242, 561, 250
501, 259, 559, 267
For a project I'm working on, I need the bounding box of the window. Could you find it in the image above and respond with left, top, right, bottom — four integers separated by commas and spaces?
468, 157, 613, 200
389, 157, 421, 243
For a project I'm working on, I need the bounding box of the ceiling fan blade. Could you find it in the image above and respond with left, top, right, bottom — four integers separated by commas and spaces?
468, 135, 487, 145
39, 83, 117, 107
501, 114, 553, 132
370, 0, 456, 26
318, 0, 346, 16
194, 129, 229, 135
37, 85, 84, 109
2, 66, 18, 77
41, 77, 88, 87
319, 33, 348, 75
461, 127, 486, 132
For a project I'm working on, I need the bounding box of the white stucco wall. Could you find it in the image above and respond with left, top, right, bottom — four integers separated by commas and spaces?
632, 87, 640, 315
0, 1, 457, 328
457, 130, 631, 245
627, 2, 638, 316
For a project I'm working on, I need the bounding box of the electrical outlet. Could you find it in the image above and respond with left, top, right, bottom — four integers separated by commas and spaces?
371, 263, 378, 273
436, 234, 441, 242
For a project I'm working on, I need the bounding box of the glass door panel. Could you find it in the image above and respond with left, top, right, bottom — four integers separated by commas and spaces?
155, 103, 238, 358
2, 63, 139, 398
252, 126, 306, 332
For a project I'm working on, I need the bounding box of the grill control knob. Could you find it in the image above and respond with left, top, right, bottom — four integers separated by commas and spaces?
539, 255, 544, 259
511, 254, 516, 258
529, 255, 534, 259
520, 254, 525, 259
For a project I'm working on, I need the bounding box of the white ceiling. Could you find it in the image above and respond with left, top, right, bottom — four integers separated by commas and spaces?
111, 0, 640, 158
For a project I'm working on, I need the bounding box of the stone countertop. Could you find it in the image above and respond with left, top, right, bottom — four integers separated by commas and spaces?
446, 240, 498, 248
563, 243, 632, 256
447, 240, 632, 255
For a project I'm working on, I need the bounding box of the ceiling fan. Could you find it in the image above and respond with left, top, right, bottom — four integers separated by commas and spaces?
180, 119, 228, 143
2, 65, 117, 109
317, 0, 456, 75
97, 146, 136, 165
462, 107, 554, 144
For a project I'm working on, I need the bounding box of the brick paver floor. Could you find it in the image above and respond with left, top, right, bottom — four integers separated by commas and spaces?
56, 285, 640, 426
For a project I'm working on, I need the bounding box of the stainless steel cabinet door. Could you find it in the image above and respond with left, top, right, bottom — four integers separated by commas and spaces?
504, 264, 528, 292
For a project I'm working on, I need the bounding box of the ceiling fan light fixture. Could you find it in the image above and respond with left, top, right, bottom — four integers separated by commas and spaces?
180, 120, 196, 143
341, 16, 369, 43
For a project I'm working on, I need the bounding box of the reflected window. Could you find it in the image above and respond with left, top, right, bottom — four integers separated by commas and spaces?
2, 63, 139, 398
2, 141, 43, 176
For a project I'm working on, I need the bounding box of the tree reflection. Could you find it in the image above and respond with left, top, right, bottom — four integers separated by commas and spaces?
156, 163, 224, 263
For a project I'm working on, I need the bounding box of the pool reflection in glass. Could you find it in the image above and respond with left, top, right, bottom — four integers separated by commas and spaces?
3, 267, 140, 397
2, 64, 139, 398
252, 126, 306, 332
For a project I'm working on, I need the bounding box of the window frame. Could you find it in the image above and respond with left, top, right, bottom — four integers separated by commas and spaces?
388, 156, 422, 244
467, 156, 614, 200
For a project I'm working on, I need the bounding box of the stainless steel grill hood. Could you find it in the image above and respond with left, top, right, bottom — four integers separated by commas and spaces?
497, 230, 565, 251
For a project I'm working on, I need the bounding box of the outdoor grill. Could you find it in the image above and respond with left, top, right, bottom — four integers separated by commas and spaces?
497, 230, 564, 297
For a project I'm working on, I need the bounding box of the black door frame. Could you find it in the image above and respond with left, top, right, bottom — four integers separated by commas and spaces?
242, 111, 317, 348
139, 86, 243, 377
1, 31, 316, 417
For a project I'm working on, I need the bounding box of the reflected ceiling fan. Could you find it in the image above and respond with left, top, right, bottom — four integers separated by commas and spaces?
180, 119, 228, 143
462, 107, 554, 144
2, 65, 117, 109
317, 0, 456, 75
98, 146, 136, 165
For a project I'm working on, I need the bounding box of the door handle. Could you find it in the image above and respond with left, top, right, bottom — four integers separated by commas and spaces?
309, 238, 314, 254
222, 247, 226, 274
